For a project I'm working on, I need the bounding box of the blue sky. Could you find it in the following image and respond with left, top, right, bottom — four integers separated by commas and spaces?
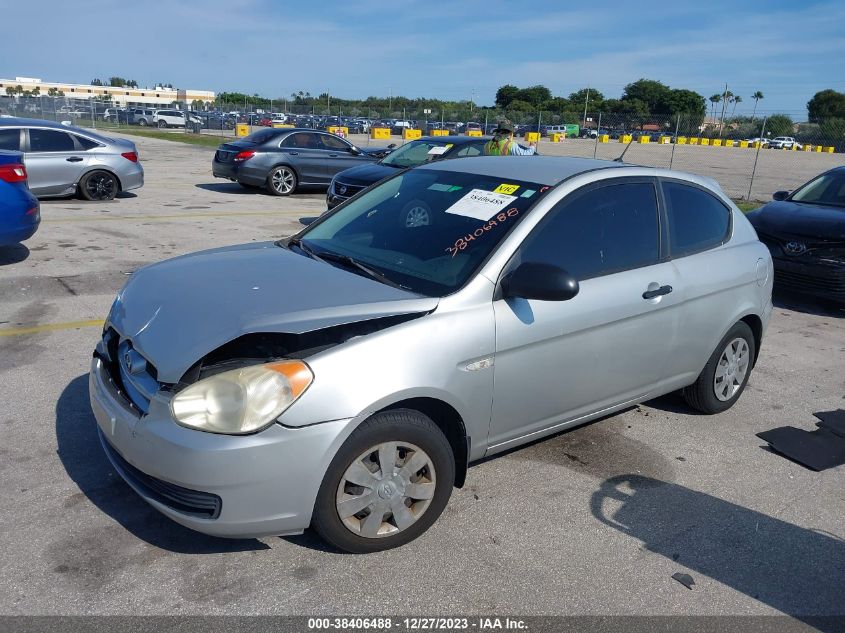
3, 0, 843, 117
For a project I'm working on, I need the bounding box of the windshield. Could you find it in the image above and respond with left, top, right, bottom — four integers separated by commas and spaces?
295, 168, 548, 296
790, 171, 845, 208
381, 140, 454, 168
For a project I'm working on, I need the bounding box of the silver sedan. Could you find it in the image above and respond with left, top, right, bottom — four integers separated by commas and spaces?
89, 156, 773, 552
0, 117, 143, 200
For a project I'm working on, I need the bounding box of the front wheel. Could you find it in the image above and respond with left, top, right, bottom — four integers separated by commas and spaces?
266, 166, 297, 196
312, 409, 455, 553
138, 119, 148, 127
683, 321, 756, 414
157, 120, 167, 128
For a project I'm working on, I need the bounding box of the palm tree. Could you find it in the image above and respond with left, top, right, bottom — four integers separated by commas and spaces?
750, 91, 764, 120
730, 95, 742, 120
709, 94, 722, 128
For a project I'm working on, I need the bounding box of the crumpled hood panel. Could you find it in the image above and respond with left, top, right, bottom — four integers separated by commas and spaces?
108, 241, 437, 382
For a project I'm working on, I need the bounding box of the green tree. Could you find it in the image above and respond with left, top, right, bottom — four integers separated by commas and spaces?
764, 114, 794, 136
30, 86, 40, 97
667, 89, 705, 116
505, 99, 534, 112
807, 89, 845, 123
818, 118, 845, 147
750, 91, 764, 120
729, 95, 742, 120
708, 95, 721, 123
622, 79, 672, 112
495, 84, 519, 108
91, 78, 103, 86
516, 85, 552, 107
5, 86, 16, 96
568, 88, 604, 110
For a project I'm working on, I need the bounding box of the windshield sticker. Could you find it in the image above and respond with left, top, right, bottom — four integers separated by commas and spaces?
428, 183, 453, 191
427, 146, 449, 156
444, 189, 518, 221
493, 183, 520, 195
520, 189, 536, 198
445, 208, 521, 258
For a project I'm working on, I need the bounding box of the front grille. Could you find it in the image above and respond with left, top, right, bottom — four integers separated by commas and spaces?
774, 265, 845, 298
100, 432, 222, 520
333, 181, 365, 198
100, 328, 160, 414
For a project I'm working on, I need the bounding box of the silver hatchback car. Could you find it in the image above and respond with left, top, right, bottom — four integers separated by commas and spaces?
0, 118, 144, 200
89, 156, 773, 552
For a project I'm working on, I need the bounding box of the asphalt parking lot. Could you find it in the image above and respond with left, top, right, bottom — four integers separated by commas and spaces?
1, 134, 843, 620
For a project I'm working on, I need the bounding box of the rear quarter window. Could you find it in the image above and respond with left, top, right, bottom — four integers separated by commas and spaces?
0, 128, 21, 151
663, 181, 731, 257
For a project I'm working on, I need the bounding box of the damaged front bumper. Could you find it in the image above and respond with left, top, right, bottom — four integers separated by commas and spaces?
88, 356, 354, 538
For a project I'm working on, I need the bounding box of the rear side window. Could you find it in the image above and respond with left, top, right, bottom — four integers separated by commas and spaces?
75, 136, 100, 150
29, 129, 76, 152
518, 181, 660, 281
663, 181, 730, 257
0, 128, 21, 151
455, 144, 483, 157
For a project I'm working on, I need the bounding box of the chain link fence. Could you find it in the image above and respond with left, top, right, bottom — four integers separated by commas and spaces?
3, 96, 844, 202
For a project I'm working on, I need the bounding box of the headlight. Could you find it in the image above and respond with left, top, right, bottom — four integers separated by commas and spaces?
170, 360, 313, 435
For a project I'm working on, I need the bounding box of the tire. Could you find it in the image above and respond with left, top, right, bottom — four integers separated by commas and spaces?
312, 409, 455, 553
683, 321, 755, 414
266, 165, 297, 196
400, 199, 432, 228
157, 120, 167, 129
79, 170, 119, 201
138, 119, 148, 127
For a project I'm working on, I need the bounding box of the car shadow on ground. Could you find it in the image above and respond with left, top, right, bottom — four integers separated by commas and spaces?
55, 374, 269, 554
592, 475, 845, 631
0, 243, 30, 265
195, 183, 328, 196
773, 290, 844, 319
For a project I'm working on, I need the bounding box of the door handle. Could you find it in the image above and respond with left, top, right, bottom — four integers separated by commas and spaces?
66, 157, 84, 162
288, 151, 299, 155
329, 153, 339, 157
642, 285, 673, 300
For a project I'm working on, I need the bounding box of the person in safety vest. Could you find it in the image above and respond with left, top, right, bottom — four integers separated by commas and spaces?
484, 119, 537, 156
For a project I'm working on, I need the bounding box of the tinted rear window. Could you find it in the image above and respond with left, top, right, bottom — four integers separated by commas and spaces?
663, 181, 730, 256
244, 129, 285, 144
0, 129, 21, 151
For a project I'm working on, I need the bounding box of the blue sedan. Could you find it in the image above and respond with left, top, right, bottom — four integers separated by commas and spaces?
0, 149, 40, 246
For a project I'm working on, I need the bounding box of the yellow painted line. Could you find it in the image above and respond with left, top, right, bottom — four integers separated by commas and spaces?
42, 211, 292, 224
0, 319, 104, 337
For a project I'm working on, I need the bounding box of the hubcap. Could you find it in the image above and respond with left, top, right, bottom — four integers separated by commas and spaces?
272, 168, 295, 193
405, 206, 430, 227
713, 337, 750, 402
336, 441, 436, 538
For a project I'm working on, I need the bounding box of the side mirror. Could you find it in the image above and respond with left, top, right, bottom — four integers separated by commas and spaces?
387, 143, 397, 149
348, 146, 361, 154
501, 262, 579, 302
772, 190, 789, 201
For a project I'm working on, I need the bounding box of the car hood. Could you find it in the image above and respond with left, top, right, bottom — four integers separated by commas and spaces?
108, 242, 438, 382
333, 162, 401, 186
747, 201, 845, 240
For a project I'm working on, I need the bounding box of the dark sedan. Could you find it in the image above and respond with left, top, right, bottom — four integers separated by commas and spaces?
747, 166, 845, 302
326, 135, 490, 211
212, 128, 389, 196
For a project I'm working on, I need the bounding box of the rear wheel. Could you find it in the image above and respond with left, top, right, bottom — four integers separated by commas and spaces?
157, 120, 168, 129
79, 170, 119, 201
138, 119, 148, 126
312, 409, 455, 553
266, 166, 297, 196
683, 322, 755, 414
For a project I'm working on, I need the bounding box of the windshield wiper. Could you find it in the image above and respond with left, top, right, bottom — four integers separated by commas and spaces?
314, 250, 411, 291
287, 237, 324, 262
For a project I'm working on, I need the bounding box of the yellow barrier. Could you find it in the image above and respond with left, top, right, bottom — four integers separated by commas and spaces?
550, 133, 565, 142
638, 135, 650, 144
814, 145, 822, 153
752, 141, 762, 149
689, 137, 699, 145
236, 123, 250, 137
824, 146, 834, 153
327, 126, 349, 137
599, 134, 609, 143
724, 140, 734, 147
658, 136, 672, 144
803, 145, 813, 151
371, 127, 390, 140
739, 140, 749, 148
430, 129, 449, 136
677, 136, 687, 145
525, 132, 540, 142
700, 138, 711, 146
403, 129, 422, 140
466, 130, 482, 137
272, 123, 294, 128
620, 134, 632, 143
712, 139, 722, 147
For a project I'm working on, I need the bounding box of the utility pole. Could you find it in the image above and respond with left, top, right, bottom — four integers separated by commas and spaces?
327, 90, 330, 116
718, 82, 728, 137
583, 85, 590, 127
389, 87, 393, 115
471, 88, 475, 116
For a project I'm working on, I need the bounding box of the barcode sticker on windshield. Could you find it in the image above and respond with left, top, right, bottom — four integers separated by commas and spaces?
445, 189, 518, 221
428, 146, 449, 155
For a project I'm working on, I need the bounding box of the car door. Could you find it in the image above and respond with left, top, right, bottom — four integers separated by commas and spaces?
487, 178, 682, 451
24, 128, 90, 196
278, 132, 330, 185
317, 132, 371, 180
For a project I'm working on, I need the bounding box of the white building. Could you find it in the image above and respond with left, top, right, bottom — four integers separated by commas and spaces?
0, 76, 215, 107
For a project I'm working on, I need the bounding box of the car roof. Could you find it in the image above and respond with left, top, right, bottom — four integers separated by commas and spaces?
419, 155, 626, 186
0, 117, 81, 129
